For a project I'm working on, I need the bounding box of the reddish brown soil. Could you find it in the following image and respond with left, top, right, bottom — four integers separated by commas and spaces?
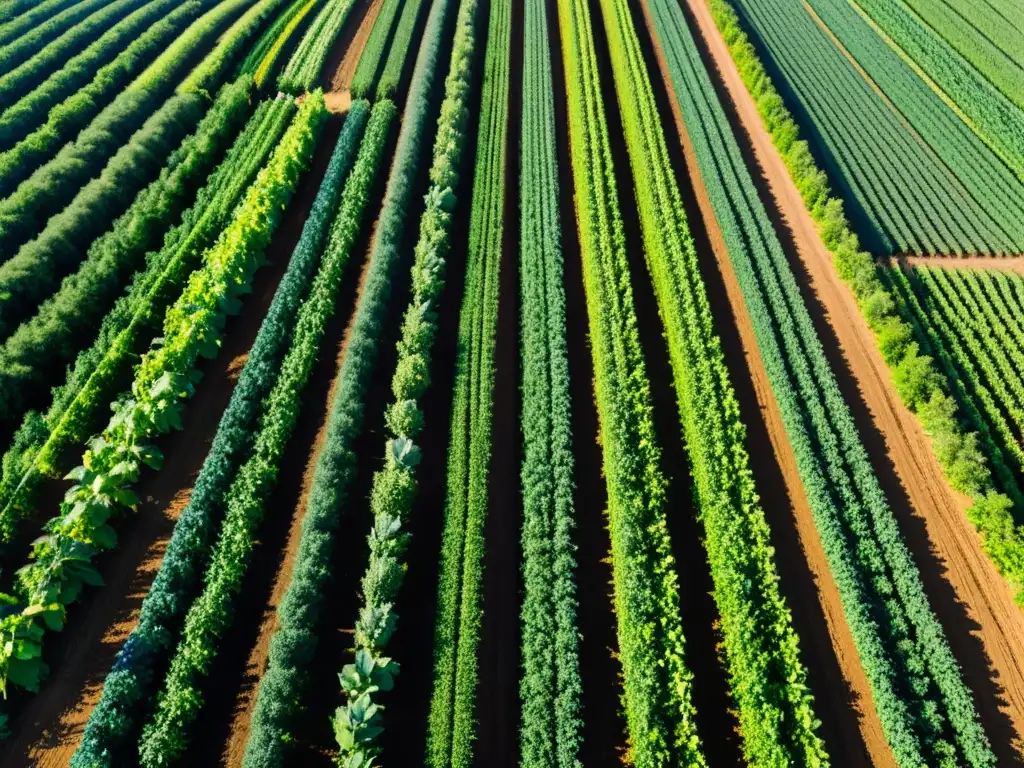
329, 0, 385, 94
654, 0, 1024, 763
892, 256, 1024, 273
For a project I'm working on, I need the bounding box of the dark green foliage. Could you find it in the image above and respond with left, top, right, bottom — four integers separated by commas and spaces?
651, 0, 994, 763
348, 0, 405, 98
0, 77, 252, 430
0, 0, 205, 156
241, 0, 461, 758
374, 0, 427, 98
0, 93, 208, 338
0, 96, 293, 552
0, 0, 114, 76
517, 0, 581, 762
0, 0, 150, 107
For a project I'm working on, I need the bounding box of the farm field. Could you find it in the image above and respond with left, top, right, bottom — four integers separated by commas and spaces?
0, 0, 1022, 765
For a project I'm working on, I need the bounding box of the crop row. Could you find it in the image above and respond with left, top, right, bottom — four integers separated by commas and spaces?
134, 96, 383, 766
349, 0, 406, 98
0, 0, 81, 46
899, 0, 1024, 110
0, 0, 214, 194
240, 0, 459, 757
0, 0, 115, 76
801, 0, 1024, 250
0, 0, 181, 152
375, 0, 427, 98
424, 0, 507, 761
728, 0, 1022, 255
599, 0, 830, 762
848, 0, 1024, 177
237, 0, 310, 76
517, 0, 582, 760
0, 93, 294, 582
0, 0, 253, 254
70, 97, 393, 768
0, 75, 250, 464
252, 0, 320, 86
278, 0, 356, 93
556, 0, 705, 762
645, 0, 993, 763
712, 0, 1024, 635
0, 93, 321, 706
934, 0, 1024, 71
0, 0, 150, 107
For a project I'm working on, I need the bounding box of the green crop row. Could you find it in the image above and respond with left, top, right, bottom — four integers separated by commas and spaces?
556, 0, 705, 763
348, 0, 406, 98
237, 0, 309, 75
0, 0, 115, 76
0, 0, 212, 193
0, 0, 249, 253
0, 95, 294, 583
252, 0, 321, 87
0, 75, 250, 436
934, 0, 1024, 71
848, 0, 1024, 178
240, 0, 460, 756
69, 97, 362, 768
713, 0, 1024, 640
375, 0, 427, 98
0, 0, 150, 106
278, 0, 356, 93
598, 0, 828, 762
648, 0, 993, 764
179, 0, 289, 95
517, 0, 582, 760
0, 0, 180, 152
422, 0, 507, 761
0, 0, 79, 44
135, 97, 386, 767
0, 93, 322, 705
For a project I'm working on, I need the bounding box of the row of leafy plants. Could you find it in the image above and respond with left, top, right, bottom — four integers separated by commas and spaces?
277, 0, 355, 92
240, 0, 459, 758
712, 0, 1024, 629
0, 0, 251, 252
0, 0, 150, 106
252, 0, 321, 86
846, 0, 1024, 178
423, 0, 508, 761
237, 0, 311, 77
0, 0, 180, 152
0, 75, 251, 430
348, 0, 406, 98
0, 94, 295, 583
0, 0, 215, 192
70, 94, 367, 768
598, 0, 830, 762
517, 0, 582, 760
646, 0, 993, 764
374, 0, 427, 98
133, 97, 396, 767
556, 0, 706, 762
0, 0, 81, 46
0, 0, 114, 76
0, 92, 323, 707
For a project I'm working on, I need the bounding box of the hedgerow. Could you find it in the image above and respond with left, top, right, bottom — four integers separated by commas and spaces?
0, 94, 323, 702
241, 0, 461, 757
0, 0, 78, 44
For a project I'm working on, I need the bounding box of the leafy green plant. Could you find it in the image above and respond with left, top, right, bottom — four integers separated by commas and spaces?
348, 0, 405, 98
277, 0, 355, 93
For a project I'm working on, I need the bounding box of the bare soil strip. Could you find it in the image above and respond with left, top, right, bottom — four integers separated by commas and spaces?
890, 256, 1024, 273
657, 0, 1024, 763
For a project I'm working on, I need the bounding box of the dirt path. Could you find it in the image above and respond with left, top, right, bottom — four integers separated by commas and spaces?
890, 255, 1024, 273
657, 0, 1024, 762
